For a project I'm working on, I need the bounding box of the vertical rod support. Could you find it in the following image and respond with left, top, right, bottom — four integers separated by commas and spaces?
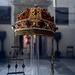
50, 38, 54, 75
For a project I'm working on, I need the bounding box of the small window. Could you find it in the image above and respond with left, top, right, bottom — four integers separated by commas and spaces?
0, 6, 11, 24
55, 7, 69, 25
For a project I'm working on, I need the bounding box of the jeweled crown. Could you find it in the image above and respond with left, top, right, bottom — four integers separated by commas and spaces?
12, 6, 58, 37
13, 6, 57, 30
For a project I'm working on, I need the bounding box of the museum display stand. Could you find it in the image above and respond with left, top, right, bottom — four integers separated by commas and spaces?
7, 6, 58, 75
7, 37, 25, 75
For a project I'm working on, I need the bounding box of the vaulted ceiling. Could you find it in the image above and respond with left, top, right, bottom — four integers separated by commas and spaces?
11, 0, 52, 6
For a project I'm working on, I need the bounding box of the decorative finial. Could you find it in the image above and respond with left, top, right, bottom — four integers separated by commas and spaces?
34, 4, 38, 7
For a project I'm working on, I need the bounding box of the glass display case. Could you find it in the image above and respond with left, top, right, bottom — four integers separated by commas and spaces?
7, 4, 58, 75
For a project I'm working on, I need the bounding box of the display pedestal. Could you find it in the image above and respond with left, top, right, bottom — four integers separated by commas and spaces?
55, 51, 60, 58
0, 31, 6, 60
54, 32, 61, 58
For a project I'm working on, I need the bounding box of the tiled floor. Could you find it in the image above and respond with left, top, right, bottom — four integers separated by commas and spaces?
0, 58, 75, 75
54, 59, 75, 75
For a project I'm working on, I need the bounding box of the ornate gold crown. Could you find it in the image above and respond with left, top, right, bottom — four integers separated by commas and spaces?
12, 6, 58, 37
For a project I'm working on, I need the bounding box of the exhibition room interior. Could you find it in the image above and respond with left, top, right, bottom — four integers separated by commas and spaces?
0, 0, 75, 75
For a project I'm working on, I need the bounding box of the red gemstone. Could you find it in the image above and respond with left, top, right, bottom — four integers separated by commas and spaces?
15, 64, 18, 68
22, 64, 25, 68
7, 64, 11, 69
